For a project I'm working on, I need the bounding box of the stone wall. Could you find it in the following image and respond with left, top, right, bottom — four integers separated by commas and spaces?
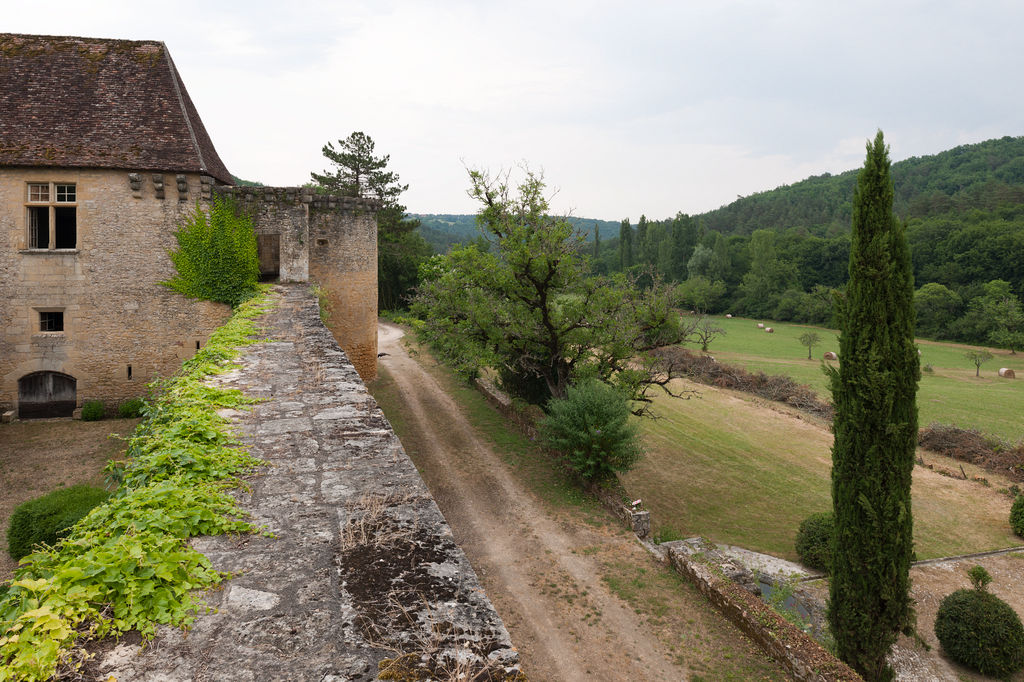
218, 186, 379, 381
0, 168, 230, 412
217, 186, 310, 282
308, 198, 378, 381
663, 542, 861, 681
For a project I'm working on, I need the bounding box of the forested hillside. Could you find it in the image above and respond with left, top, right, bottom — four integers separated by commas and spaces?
410, 137, 1024, 350
699, 136, 1024, 236
415, 213, 620, 252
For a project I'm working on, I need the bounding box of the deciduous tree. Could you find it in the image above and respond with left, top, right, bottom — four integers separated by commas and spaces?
827, 131, 919, 682
964, 349, 993, 376
799, 331, 821, 360
412, 169, 695, 415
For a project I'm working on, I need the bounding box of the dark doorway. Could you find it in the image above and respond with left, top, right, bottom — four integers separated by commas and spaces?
18, 371, 77, 419
257, 233, 280, 281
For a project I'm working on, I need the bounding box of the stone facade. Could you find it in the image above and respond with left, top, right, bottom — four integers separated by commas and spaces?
0, 33, 380, 416
219, 186, 379, 381
0, 168, 231, 415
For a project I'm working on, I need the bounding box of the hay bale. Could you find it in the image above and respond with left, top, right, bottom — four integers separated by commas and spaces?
823, 351, 838, 360
765, 327, 774, 333
725, 314, 733, 318
999, 368, 1016, 379
757, 323, 765, 329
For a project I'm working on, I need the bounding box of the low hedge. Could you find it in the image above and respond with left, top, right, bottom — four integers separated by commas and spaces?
7, 486, 110, 560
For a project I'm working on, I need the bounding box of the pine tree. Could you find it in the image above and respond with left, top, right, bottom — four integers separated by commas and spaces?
593, 222, 600, 259
311, 132, 430, 310
619, 218, 633, 270
827, 131, 919, 681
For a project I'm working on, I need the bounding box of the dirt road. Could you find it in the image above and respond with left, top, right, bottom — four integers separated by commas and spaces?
372, 322, 784, 682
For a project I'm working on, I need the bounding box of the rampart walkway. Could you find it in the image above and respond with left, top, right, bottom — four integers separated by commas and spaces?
98, 285, 519, 681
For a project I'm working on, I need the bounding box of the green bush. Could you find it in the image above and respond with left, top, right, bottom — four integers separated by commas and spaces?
117, 397, 146, 419
1011, 495, 1024, 538
162, 196, 259, 306
935, 588, 1024, 677
80, 399, 105, 421
7, 485, 110, 560
795, 511, 834, 572
539, 379, 641, 482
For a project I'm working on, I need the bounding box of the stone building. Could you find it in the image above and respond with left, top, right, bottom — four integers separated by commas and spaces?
0, 34, 377, 418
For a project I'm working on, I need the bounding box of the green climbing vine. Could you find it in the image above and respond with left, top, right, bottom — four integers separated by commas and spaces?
163, 196, 260, 306
0, 288, 273, 681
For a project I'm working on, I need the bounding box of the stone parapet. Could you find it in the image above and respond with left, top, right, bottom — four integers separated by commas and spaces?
97, 284, 520, 680
216, 185, 380, 213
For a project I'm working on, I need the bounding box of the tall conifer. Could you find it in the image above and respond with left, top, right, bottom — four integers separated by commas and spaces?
619, 219, 633, 270
827, 131, 919, 681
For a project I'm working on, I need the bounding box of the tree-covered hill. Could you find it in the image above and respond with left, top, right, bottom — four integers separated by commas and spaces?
699, 136, 1024, 236
415, 213, 620, 252
409, 136, 1024, 350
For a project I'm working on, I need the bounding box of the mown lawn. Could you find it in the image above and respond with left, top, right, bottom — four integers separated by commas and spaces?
698, 315, 1024, 441
623, 374, 1021, 561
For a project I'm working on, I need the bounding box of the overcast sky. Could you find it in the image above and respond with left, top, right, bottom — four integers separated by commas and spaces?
9, 1, 1023, 220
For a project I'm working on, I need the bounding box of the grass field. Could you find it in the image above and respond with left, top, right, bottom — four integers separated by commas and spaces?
619, 314, 1024, 562
700, 315, 1024, 441
623, 380, 1021, 561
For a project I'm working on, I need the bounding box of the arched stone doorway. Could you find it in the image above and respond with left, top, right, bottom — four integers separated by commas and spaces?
18, 371, 77, 419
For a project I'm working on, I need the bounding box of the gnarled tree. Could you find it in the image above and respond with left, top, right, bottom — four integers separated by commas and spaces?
411, 168, 696, 415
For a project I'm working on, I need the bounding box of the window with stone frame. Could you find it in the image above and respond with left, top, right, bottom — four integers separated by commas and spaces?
27, 182, 77, 249
39, 310, 64, 332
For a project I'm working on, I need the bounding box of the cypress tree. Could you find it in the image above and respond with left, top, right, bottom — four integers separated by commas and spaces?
827, 131, 919, 681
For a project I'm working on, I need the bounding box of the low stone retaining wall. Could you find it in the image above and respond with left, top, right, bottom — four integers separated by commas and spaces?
473, 376, 541, 440
663, 541, 859, 681
98, 285, 520, 681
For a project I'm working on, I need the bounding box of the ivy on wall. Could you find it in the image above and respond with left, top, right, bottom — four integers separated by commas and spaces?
163, 197, 260, 306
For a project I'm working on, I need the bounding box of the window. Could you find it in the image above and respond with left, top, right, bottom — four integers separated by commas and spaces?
26, 182, 76, 249
39, 311, 64, 332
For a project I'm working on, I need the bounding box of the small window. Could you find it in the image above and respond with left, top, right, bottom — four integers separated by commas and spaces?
25, 182, 76, 250
28, 183, 49, 202
40, 311, 64, 332
55, 184, 75, 202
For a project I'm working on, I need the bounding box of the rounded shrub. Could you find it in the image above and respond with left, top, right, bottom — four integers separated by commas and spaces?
539, 379, 641, 482
795, 511, 834, 572
935, 588, 1024, 677
117, 397, 147, 419
81, 399, 105, 421
1011, 495, 1024, 538
7, 485, 110, 560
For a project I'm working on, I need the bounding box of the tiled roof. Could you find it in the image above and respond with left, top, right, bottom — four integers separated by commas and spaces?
0, 33, 232, 183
